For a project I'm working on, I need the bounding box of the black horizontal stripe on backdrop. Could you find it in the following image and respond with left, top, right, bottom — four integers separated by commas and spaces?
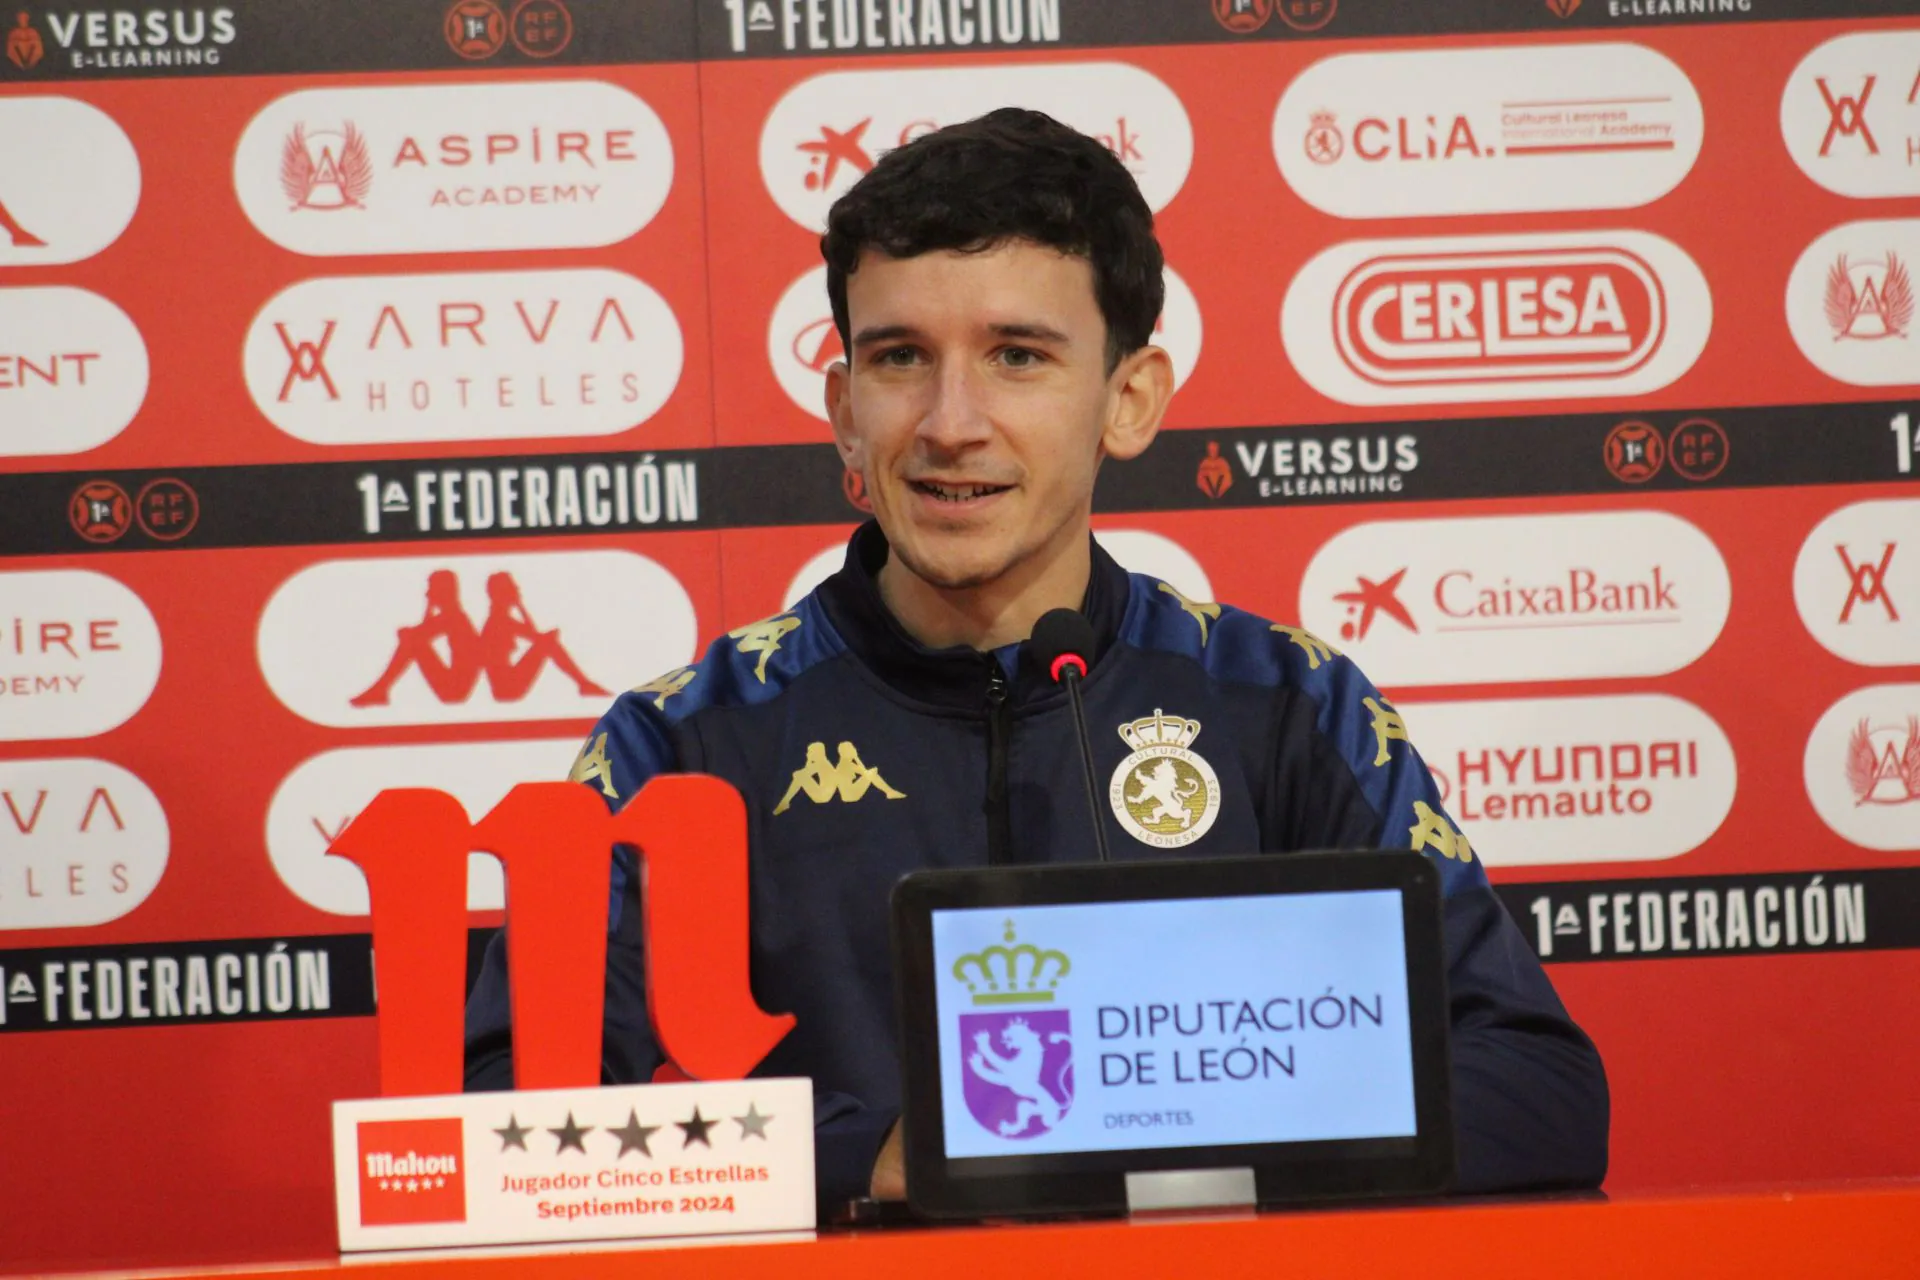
3, 399, 1914, 556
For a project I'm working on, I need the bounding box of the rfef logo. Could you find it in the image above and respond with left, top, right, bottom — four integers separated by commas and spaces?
1283, 231, 1710, 406
357, 1118, 466, 1226
1273, 44, 1702, 218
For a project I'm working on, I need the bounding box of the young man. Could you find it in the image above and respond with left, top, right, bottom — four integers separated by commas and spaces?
464, 108, 1609, 1214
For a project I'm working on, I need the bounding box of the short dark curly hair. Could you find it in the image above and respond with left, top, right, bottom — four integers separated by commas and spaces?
821, 107, 1165, 373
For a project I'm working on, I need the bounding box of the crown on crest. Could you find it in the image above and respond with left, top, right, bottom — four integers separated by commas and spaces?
1309, 108, 1338, 127
952, 920, 1071, 1006
1117, 708, 1201, 752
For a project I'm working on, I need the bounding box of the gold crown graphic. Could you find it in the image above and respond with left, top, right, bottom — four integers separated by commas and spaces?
1117, 708, 1201, 752
952, 920, 1071, 1006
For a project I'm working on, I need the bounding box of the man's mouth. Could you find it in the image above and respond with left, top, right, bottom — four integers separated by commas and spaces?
909, 480, 1013, 504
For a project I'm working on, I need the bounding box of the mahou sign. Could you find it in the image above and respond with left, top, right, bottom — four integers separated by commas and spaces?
328, 776, 793, 1094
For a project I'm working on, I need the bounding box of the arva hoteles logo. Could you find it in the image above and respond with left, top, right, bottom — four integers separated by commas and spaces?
233, 82, 674, 256
1282, 230, 1711, 407
1794, 497, 1920, 668
954, 921, 1074, 1140
6, 6, 236, 71
1781, 32, 1920, 200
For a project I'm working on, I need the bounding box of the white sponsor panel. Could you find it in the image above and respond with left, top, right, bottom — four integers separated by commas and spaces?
780, 528, 1210, 609
257, 550, 695, 728
1298, 511, 1730, 686
243, 269, 683, 445
1401, 695, 1735, 867
1275, 43, 1703, 218
1785, 218, 1918, 386
0, 757, 168, 929
0, 569, 163, 741
767, 263, 1201, 421
234, 81, 673, 256
0, 96, 141, 267
1794, 498, 1920, 667
0, 286, 149, 457
1781, 33, 1920, 200
266, 738, 577, 916
1281, 230, 1712, 407
1804, 682, 1920, 852
760, 62, 1191, 231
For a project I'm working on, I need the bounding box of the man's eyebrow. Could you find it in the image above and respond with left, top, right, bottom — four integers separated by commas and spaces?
849, 321, 1075, 346
988, 322, 1072, 344
851, 323, 920, 347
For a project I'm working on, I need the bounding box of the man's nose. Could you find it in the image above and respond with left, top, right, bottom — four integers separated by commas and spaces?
915, 360, 993, 453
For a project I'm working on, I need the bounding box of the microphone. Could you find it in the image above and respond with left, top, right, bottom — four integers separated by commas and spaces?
1031, 608, 1112, 864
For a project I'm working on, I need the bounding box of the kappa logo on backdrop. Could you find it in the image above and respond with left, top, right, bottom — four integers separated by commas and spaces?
1839, 545, 1900, 623
955, 922, 1074, 1140
1847, 717, 1920, 807
351, 569, 609, 708
6, 12, 43, 69
282, 122, 373, 211
1827, 253, 1912, 341
357, 1118, 467, 1227
0, 193, 42, 244
0, 98, 140, 265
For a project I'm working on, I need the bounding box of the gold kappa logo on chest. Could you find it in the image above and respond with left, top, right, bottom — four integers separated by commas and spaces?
1109, 709, 1222, 849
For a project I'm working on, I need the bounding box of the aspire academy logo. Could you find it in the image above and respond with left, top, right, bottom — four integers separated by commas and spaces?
0, 286, 149, 458
257, 551, 695, 728
0, 756, 169, 930
761, 63, 1191, 231
1806, 684, 1920, 852
1782, 33, 1920, 199
0, 96, 139, 266
1273, 45, 1701, 218
1848, 718, 1920, 807
242, 268, 683, 445
234, 82, 673, 256
1, 569, 162, 743
357, 1118, 466, 1227
1789, 221, 1920, 386
1282, 230, 1711, 407
1299, 511, 1730, 686
1794, 499, 1920, 668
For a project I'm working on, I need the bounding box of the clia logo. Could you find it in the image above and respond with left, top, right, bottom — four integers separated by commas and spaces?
1283, 230, 1711, 407
955, 921, 1074, 1139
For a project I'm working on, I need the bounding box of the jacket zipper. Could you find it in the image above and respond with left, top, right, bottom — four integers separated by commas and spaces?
984, 659, 1012, 865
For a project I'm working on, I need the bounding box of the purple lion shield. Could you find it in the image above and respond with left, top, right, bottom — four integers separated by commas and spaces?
959, 1010, 1074, 1139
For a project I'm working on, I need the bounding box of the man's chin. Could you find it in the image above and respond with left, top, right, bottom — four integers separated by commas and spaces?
889, 538, 1013, 594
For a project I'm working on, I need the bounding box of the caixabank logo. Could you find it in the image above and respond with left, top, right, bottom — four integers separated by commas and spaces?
1297, 511, 1731, 686
233, 82, 673, 256
1281, 230, 1711, 407
760, 62, 1190, 231
953, 922, 1074, 1141
0, 96, 139, 267
243, 268, 684, 446
1273, 43, 1702, 218
357, 1118, 467, 1227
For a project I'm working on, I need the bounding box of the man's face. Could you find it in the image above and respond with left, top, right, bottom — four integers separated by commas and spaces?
825, 240, 1163, 593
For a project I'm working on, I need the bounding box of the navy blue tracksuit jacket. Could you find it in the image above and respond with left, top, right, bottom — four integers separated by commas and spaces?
464, 522, 1609, 1212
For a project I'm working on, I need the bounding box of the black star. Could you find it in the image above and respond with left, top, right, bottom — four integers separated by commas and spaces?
609, 1109, 660, 1158
494, 1113, 531, 1152
549, 1111, 593, 1154
733, 1102, 773, 1140
677, 1105, 716, 1149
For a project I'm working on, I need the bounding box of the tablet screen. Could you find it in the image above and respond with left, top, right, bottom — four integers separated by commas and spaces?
929, 890, 1417, 1163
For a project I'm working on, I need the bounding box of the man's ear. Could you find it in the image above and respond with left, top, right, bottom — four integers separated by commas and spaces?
825, 358, 862, 471
1100, 345, 1174, 462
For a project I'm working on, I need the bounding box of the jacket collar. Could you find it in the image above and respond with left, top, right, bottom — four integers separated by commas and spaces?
815, 520, 1130, 713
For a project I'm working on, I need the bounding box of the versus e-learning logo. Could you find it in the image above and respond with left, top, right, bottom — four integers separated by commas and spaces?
952, 923, 1074, 1139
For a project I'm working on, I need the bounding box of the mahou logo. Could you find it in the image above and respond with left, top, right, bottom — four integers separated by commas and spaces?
1282, 231, 1711, 407
0, 757, 169, 929
242, 269, 683, 445
0, 286, 149, 457
764, 263, 1202, 421
1273, 43, 1703, 218
256, 551, 696, 728
1805, 683, 1920, 852
1794, 498, 1920, 668
233, 81, 674, 256
1781, 32, 1920, 199
357, 1118, 466, 1227
1298, 511, 1731, 686
266, 738, 577, 916
0, 569, 163, 741
0, 96, 141, 267
1787, 219, 1920, 386
1404, 695, 1736, 868
760, 63, 1191, 231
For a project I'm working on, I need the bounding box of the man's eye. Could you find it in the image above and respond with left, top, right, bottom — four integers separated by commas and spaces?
998, 347, 1044, 368
874, 346, 920, 367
